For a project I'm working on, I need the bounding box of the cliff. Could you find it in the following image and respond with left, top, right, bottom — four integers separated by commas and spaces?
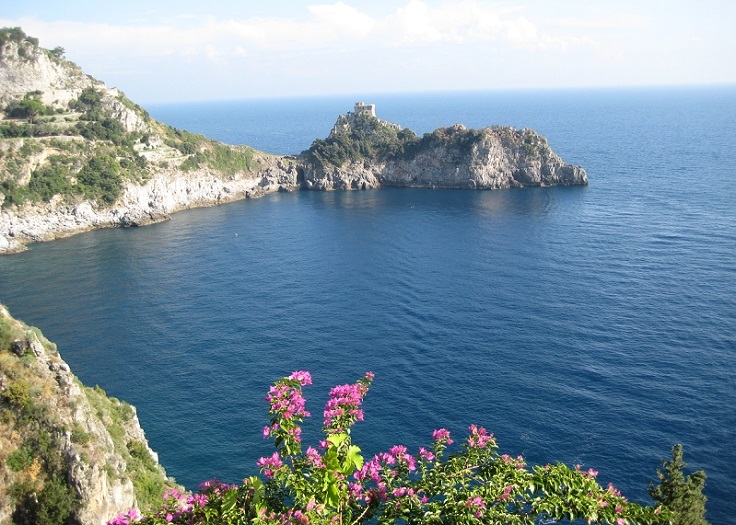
0, 304, 172, 525
0, 28, 299, 254
300, 106, 587, 191
0, 28, 585, 255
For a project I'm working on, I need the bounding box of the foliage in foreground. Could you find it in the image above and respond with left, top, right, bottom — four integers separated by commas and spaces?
108, 372, 707, 525
648, 445, 708, 525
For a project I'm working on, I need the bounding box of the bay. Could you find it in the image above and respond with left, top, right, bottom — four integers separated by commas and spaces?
1, 86, 735, 523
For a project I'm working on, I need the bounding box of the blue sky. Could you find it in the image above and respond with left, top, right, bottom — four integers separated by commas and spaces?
2, 0, 735, 103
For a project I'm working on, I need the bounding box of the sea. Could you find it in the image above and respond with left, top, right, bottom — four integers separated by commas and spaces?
1, 86, 734, 523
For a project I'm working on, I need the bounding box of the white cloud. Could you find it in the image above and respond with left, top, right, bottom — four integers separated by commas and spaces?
308, 2, 376, 38
2, 1, 595, 63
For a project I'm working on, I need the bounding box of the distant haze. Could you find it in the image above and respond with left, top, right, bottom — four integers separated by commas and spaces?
2, 0, 735, 103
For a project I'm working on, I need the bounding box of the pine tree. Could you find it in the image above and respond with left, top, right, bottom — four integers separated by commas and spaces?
649, 444, 709, 525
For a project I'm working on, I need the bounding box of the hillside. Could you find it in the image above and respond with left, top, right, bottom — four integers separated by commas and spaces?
0, 304, 173, 524
0, 27, 299, 254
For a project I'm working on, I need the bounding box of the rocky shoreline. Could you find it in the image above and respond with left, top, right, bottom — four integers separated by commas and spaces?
0, 155, 300, 254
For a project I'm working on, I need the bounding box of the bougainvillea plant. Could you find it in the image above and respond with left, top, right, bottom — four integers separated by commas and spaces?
108, 371, 670, 525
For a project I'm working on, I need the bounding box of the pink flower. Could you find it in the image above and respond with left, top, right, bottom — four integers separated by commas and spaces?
432, 428, 453, 445
288, 370, 312, 386
305, 446, 324, 467
187, 493, 208, 507
257, 452, 284, 478
419, 447, 435, 461
349, 483, 363, 498
322, 375, 372, 432
467, 424, 494, 449
106, 509, 141, 525
466, 496, 486, 517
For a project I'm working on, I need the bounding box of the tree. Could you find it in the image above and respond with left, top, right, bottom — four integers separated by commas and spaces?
649, 444, 709, 525
17, 98, 46, 124
50, 46, 65, 59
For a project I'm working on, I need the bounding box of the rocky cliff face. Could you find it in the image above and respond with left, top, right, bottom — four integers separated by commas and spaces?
0, 305, 172, 525
0, 39, 97, 109
301, 116, 587, 191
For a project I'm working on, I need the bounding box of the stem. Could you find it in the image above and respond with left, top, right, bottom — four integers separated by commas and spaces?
349, 504, 372, 525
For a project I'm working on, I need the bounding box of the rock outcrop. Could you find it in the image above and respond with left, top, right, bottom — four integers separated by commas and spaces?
301, 110, 587, 191
0, 305, 172, 525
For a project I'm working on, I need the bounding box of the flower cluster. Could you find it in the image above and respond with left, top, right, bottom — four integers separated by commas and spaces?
466, 495, 486, 518
431, 428, 453, 445
106, 509, 141, 525
266, 371, 311, 420
256, 452, 284, 479
466, 424, 494, 449
263, 371, 313, 455
323, 371, 373, 433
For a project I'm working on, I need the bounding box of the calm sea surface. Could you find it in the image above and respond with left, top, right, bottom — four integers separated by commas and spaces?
1, 87, 735, 523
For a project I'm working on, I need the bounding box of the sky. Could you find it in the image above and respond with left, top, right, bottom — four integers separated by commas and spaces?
2, 0, 735, 104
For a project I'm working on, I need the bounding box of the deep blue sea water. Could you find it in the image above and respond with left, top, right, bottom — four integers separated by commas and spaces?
1, 86, 735, 523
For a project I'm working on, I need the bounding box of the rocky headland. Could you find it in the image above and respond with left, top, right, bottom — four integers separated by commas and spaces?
301, 103, 587, 191
0, 29, 586, 255
0, 304, 173, 524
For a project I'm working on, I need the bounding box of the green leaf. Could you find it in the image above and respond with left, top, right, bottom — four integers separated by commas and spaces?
223, 490, 238, 513
326, 482, 340, 508
345, 445, 364, 473
327, 433, 348, 447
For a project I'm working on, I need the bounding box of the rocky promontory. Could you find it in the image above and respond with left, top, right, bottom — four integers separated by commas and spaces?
300, 104, 587, 191
1, 29, 586, 255
0, 304, 173, 524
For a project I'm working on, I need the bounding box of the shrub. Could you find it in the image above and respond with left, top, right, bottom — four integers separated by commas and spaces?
12, 476, 78, 525
649, 444, 709, 525
71, 425, 91, 445
303, 114, 419, 169
7, 445, 34, 471
109, 372, 675, 525
2, 379, 32, 410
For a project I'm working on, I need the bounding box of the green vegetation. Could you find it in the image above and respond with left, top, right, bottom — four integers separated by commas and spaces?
1, 87, 151, 207
1, 309, 171, 521
163, 126, 255, 173
113, 371, 710, 525
0, 27, 39, 55
649, 444, 709, 525
7, 445, 34, 472
303, 113, 419, 169
303, 113, 495, 170
49, 46, 65, 59
180, 142, 254, 173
